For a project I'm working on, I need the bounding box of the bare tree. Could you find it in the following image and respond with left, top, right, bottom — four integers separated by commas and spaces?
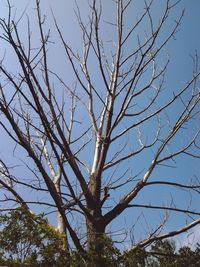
0, 0, 199, 265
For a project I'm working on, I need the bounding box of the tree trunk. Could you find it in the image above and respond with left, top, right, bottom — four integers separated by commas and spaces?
56, 210, 66, 234
55, 182, 70, 266
87, 218, 107, 267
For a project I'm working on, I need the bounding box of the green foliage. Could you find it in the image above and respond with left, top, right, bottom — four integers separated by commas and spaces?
176, 246, 199, 267
88, 235, 121, 267
70, 235, 121, 267
147, 239, 176, 267
117, 240, 200, 267
147, 240, 200, 267
123, 247, 147, 267
1, 209, 200, 267
0, 208, 68, 266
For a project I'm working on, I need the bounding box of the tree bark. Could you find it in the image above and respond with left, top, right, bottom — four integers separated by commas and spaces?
87, 171, 107, 266
86, 217, 107, 267
55, 182, 70, 266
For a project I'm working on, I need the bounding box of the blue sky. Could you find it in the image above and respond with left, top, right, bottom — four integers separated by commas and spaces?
0, 0, 199, 249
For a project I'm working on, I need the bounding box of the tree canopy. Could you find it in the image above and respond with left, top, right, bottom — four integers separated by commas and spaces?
1, 208, 200, 266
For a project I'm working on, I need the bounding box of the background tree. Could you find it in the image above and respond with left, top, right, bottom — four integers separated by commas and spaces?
147, 240, 200, 267
0, 208, 68, 266
0, 0, 199, 265
1, 210, 200, 267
